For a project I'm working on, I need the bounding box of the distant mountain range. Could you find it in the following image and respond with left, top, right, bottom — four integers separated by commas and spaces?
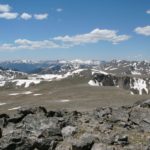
0, 59, 150, 95
0, 59, 149, 75
0, 59, 100, 73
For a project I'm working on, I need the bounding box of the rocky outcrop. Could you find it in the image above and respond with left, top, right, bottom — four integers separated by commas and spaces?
89, 73, 150, 95
1, 100, 150, 149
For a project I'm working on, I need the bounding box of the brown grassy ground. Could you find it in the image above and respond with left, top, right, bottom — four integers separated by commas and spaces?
0, 77, 150, 113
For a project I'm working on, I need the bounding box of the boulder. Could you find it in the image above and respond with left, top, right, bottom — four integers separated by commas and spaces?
72, 133, 97, 150
61, 126, 76, 138
110, 107, 129, 123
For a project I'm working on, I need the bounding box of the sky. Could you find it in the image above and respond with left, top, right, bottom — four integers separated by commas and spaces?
0, 0, 150, 61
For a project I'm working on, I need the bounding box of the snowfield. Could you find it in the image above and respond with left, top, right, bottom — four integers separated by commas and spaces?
7, 69, 87, 88
88, 71, 150, 95
12, 79, 41, 88
130, 78, 149, 95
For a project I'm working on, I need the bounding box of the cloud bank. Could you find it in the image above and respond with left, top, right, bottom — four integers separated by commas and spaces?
54, 28, 130, 45
0, 28, 130, 51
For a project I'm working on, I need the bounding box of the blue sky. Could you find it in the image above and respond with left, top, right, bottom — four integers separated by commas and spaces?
0, 0, 150, 61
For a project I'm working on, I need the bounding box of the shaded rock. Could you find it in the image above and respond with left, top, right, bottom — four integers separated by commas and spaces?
0, 118, 7, 128
33, 137, 60, 150
0, 128, 2, 138
8, 114, 25, 124
110, 134, 129, 146
0, 114, 9, 119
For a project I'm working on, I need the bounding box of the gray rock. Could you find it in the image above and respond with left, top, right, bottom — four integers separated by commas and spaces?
55, 142, 72, 150
130, 107, 150, 131
0, 128, 2, 138
91, 143, 116, 150
61, 126, 76, 138
72, 133, 97, 150
111, 134, 129, 146
38, 127, 62, 138
94, 107, 112, 120
111, 107, 129, 123
1, 103, 150, 150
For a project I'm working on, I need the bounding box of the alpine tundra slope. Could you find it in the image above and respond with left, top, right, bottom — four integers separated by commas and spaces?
0, 59, 150, 113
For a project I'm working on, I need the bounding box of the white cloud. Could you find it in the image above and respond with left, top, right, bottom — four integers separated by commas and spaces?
0, 39, 60, 51
0, 12, 18, 19
134, 26, 150, 36
20, 13, 32, 20
146, 10, 150, 14
34, 13, 48, 20
56, 8, 63, 12
0, 4, 48, 21
0, 28, 130, 51
0, 4, 11, 12
14, 39, 59, 49
54, 28, 130, 45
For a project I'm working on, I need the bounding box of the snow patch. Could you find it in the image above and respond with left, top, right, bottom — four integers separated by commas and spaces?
92, 69, 108, 75
130, 78, 148, 95
0, 81, 6, 87
22, 91, 32, 95
60, 99, 70, 102
0, 103, 6, 106
109, 68, 118, 71
8, 106, 21, 111
72, 69, 86, 74
12, 79, 41, 88
33, 94, 43, 96
9, 93, 20, 96
9, 91, 32, 96
104, 66, 112, 70
88, 80, 99, 86
131, 71, 141, 75
130, 91, 134, 95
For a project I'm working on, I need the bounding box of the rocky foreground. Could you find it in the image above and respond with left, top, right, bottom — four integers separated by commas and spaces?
1, 100, 150, 149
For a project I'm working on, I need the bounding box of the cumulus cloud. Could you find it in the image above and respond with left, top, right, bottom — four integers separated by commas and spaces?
0, 4, 18, 20
146, 10, 150, 14
0, 3, 48, 20
0, 4, 11, 12
54, 28, 130, 45
0, 39, 60, 51
0, 28, 131, 51
134, 26, 150, 36
20, 13, 32, 20
34, 13, 48, 20
0, 12, 18, 19
56, 8, 63, 12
